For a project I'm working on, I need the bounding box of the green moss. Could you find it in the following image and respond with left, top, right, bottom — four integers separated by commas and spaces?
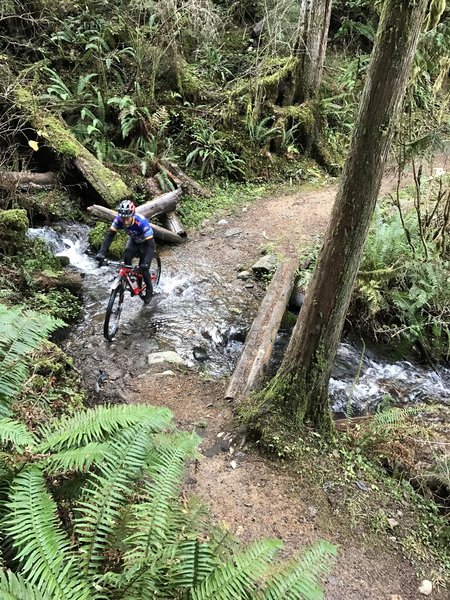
16, 189, 82, 221
88, 222, 127, 258
0, 209, 29, 253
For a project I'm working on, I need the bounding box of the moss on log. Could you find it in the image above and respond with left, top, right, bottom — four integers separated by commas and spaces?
13, 87, 130, 207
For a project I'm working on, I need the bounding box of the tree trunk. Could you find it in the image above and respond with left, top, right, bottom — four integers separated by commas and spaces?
0, 171, 57, 190
87, 189, 181, 221
261, 0, 428, 435
162, 211, 187, 237
280, 0, 332, 106
12, 87, 131, 207
226, 258, 298, 401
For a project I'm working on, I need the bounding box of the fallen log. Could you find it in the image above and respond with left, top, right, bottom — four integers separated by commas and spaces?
225, 257, 299, 401
0, 170, 57, 190
87, 204, 183, 244
12, 87, 130, 207
87, 189, 181, 222
162, 211, 187, 237
136, 189, 182, 219
157, 159, 211, 197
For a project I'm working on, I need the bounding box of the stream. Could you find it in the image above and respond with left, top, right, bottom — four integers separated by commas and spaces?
30, 224, 450, 414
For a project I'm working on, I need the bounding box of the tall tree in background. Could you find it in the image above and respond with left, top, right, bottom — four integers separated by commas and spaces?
277, 0, 333, 106
256, 0, 430, 435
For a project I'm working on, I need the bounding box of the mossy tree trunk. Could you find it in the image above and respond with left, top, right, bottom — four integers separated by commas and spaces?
12, 87, 130, 208
260, 0, 429, 436
278, 0, 332, 106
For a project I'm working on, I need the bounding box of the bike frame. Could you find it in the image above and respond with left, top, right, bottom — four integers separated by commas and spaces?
110, 265, 145, 296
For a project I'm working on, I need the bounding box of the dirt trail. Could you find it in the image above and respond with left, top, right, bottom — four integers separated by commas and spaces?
81, 162, 448, 599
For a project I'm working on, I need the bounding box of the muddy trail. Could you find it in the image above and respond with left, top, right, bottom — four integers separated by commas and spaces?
64, 167, 448, 600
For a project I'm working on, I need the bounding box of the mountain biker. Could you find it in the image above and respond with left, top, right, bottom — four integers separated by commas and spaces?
95, 199, 155, 304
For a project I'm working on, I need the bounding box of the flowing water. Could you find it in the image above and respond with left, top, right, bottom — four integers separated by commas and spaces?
30, 224, 450, 414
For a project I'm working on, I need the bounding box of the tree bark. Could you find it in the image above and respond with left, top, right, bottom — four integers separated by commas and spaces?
225, 258, 298, 401
261, 0, 428, 435
0, 171, 57, 190
161, 211, 187, 237
280, 0, 332, 105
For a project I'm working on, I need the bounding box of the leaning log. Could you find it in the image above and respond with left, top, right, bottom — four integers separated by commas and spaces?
87, 205, 183, 245
225, 257, 299, 401
13, 87, 130, 207
162, 211, 187, 237
0, 170, 57, 190
157, 159, 211, 197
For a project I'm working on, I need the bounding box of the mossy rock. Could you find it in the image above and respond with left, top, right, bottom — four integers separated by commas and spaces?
0, 208, 29, 253
16, 189, 82, 222
88, 222, 127, 258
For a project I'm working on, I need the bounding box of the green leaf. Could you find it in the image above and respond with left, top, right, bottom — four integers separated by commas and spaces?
3, 467, 91, 600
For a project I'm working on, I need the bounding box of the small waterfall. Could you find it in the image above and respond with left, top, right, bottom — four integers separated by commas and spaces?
27, 224, 98, 273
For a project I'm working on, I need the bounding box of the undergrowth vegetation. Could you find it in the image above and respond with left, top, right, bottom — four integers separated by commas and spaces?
0, 304, 337, 599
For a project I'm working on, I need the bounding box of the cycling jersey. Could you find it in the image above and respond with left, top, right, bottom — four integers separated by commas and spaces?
111, 214, 154, 243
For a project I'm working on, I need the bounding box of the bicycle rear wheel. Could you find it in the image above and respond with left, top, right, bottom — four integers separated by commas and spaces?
103, 284, 125, 341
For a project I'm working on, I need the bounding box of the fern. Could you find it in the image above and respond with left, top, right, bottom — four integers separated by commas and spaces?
0, 304, 63, 412
0, 417, 36, 452
125, 432, 201, 560
191, 538, 283, 600
261, 541, 337, 599
36, 404, 172, 452
41, 442, 109, 474
2, 467, 91, 600
75, 422, 163, 577
0, 570, 49, 599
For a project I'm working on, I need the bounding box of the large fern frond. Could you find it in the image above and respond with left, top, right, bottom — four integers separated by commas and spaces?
191, 538, 283, 600
75, 422, 162, 577
36, 404, 172, 452
2, 466, 91, 600
260, 540, 337, 599
0, 570, 49, 600
0, 304, 63, 412
0, 417, 36, 452
41, 442, 109, 474
124, 432, 201, 561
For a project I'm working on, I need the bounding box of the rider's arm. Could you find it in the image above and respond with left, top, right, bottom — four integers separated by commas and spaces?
96, 224, 118, 259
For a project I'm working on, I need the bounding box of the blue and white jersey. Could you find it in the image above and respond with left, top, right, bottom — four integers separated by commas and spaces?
111, 213, 154, 243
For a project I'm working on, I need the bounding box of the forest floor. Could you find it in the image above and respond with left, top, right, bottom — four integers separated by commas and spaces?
74, 159, 449, 599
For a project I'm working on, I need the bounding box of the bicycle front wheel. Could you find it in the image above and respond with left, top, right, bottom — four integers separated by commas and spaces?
151, 254, 161, 286
103, 284, 125, 341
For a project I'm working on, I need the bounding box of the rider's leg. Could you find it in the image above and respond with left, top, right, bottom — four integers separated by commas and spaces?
123, 238, 136, 265
138, 239, 155, 303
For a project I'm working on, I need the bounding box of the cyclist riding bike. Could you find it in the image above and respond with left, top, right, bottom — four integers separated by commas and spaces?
95, 199, 155, 304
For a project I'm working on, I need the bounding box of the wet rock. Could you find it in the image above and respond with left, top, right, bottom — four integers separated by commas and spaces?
237, 270, 251, 280
193, 346, 208, 362
288, 286, 305, 314
147, 351, 186, 366
251, 255, 277, 275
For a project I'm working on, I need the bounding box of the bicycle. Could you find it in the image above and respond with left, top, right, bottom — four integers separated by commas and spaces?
102, 254, 161, 341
